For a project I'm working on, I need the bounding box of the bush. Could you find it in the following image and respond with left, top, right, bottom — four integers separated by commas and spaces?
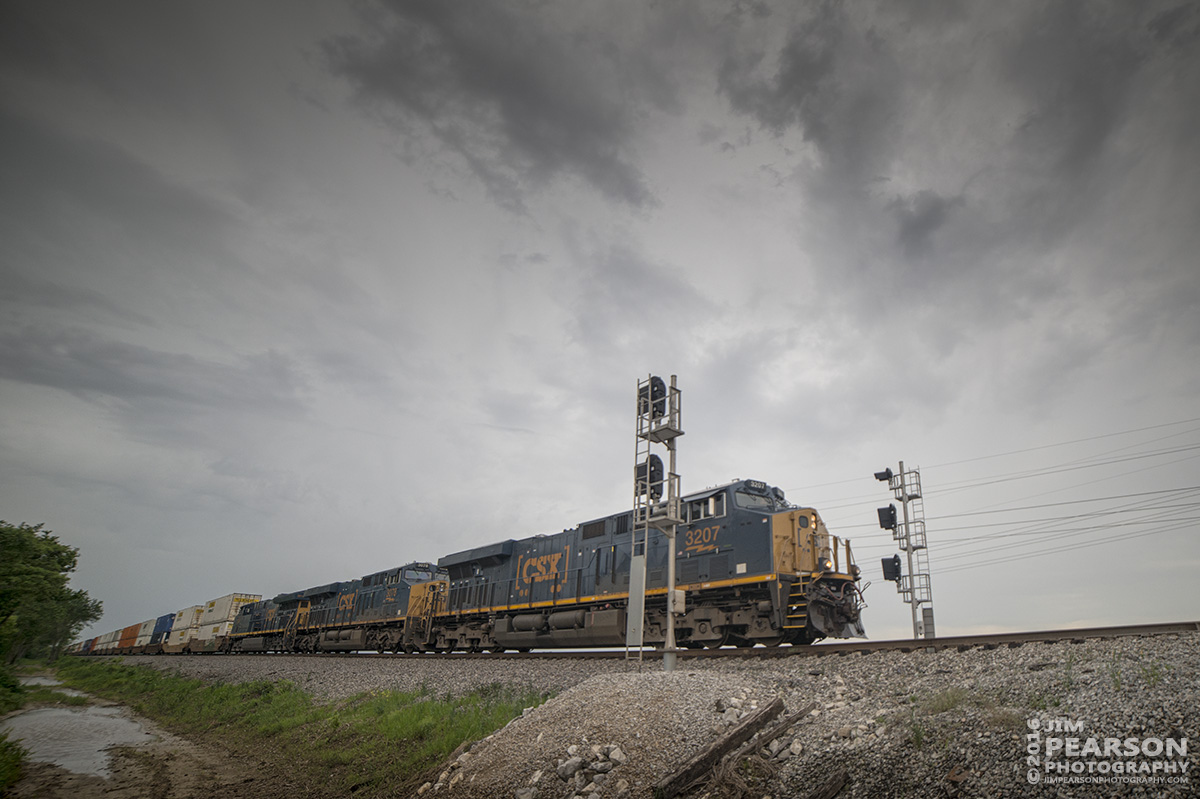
0, 667, 25, 715
0, 733, 24, 793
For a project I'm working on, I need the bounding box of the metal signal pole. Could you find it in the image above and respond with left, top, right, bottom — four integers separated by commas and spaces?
876, 462, 935, 639
630, 374, 684, 671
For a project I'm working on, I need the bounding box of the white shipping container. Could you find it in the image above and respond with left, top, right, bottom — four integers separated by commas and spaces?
171, 606, 202, 633
199, 593, 261, 626
135, 618, 157, 647
167, 606, 202, 645
171, 625, 198, 645
196, 620, 234, 641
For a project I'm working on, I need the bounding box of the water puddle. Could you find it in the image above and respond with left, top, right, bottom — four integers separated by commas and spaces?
17, 675, 87, 697
2, 683, 160, 777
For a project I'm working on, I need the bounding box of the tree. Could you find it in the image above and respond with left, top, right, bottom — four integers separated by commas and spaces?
0, 522, 102, 664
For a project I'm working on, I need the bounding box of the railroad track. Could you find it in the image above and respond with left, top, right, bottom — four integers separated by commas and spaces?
269, 619, 1197, 662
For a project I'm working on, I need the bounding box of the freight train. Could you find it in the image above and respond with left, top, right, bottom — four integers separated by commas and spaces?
72, 478, 865, 655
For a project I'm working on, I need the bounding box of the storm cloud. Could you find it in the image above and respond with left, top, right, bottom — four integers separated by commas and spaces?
323, 1, 672, 212
1, 0, 1197, 641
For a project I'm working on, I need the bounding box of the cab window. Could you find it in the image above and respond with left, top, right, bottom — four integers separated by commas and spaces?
734, 490, 775, 511
687, 492, 726, 522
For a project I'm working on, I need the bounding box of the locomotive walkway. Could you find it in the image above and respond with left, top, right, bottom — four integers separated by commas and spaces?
311, 618, 1200, 661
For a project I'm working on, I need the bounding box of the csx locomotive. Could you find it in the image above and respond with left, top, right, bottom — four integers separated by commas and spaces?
223, 477, 865, 653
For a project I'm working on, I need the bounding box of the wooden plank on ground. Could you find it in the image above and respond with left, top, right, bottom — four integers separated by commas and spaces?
753, 700, 817, 751
652, 696, 784, 799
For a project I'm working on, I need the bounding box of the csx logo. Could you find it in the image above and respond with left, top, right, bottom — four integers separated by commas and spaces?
521, 552, 565, 584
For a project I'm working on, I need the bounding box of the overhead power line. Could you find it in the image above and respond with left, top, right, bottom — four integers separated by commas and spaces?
935, 520, 1195, 575
817, 444, 1200, 514
836, 485, 1200, 531
788, 415, 1200, 501
923, 417, 1200, 470
850, 486, 1200, 556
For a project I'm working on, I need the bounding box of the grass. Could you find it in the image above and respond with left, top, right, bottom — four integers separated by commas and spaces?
986, 707, 1027, 732
909, 709, 926, 749
921, 686, 968, 715
0, 668, 24, 716
53, 658, 547, 796
1, 665, 28, 793
881, 687, 1033, 749
0, 732, 23, 793
1137, 659, 1169, 688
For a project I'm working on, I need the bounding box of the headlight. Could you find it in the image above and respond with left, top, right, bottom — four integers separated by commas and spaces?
818, 558, 833, 572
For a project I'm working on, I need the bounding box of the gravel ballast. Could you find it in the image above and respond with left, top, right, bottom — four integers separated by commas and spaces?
124, 631, 1197, 798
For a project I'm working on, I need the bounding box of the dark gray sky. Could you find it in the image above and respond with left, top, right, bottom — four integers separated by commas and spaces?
2, 0, 1198, 640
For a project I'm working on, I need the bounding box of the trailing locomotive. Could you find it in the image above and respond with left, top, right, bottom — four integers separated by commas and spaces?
222, 477, 864, 653
229, 562, 446, 653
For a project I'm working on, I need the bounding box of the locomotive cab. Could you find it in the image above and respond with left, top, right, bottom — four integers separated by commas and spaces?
672, 478, 866, 645
769, 499, 866, 640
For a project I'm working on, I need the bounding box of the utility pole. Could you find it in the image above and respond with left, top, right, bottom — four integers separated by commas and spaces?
875, 462, 935, 639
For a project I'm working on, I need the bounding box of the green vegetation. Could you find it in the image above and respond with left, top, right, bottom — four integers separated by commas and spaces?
882, 687, 1031, 748
0, 521, 102, 665
909, 709, 926, 749
0, 517, 102, 792
1062, 651, 1077, 689
0, 666, 24, 715
1029, 692, 1056, 710
0, 733, 24, 794
1, 666, 26, 792
55, 658, 547, 795
1137, 659, 1169, 688
986, 707, 1027, 732
921, 686, 968, 715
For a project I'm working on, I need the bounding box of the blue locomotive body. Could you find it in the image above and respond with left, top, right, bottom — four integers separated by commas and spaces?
223, 478, 863, 653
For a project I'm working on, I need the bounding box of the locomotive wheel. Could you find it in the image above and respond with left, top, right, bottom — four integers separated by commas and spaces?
703, 631, 731, 649
754, 635, 786, 647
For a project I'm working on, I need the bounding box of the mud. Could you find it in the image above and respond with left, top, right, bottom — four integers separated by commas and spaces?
3, 678, 292, 799
8, 740, 266, 799
2, 705, 156, 776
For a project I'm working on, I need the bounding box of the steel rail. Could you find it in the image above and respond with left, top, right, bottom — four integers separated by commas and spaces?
198, 619, 1196, 662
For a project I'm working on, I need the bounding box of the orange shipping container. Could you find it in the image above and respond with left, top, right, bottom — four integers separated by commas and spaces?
118, 623, 141, 649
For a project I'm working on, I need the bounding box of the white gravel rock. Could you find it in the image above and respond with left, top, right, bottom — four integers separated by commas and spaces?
117, 631, 1198, 798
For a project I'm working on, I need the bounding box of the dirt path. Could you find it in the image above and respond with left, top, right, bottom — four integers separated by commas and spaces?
5, 697, 293, 799
11, 740, 263, 799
